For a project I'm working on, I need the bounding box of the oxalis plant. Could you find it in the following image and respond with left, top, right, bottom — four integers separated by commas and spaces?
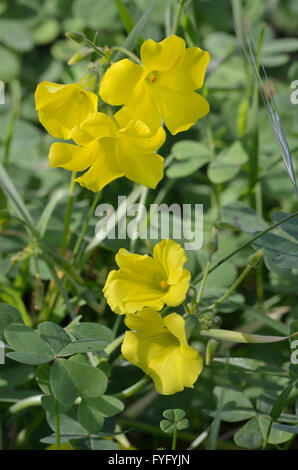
0, 0, 298, 451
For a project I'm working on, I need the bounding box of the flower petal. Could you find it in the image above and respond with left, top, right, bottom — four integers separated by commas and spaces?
49, 142, 97, 171
124, 307, 166, 336
103, 254, 165, 314
119, 146, 164, 189
72, 112, 116, 147
115, 82, 161, 133
163, 269, 191, 307
35, 82, 98, 140
99, 59, 144, 106
75, 138, 123, 192
153, 239, 188, 285
141, 35, 185, 72
159, 47, 210, 92
152, 85, 209, 135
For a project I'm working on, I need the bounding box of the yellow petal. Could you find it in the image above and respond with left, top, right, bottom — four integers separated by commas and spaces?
122, 310, 203, 395
116, 115, 166, 152
118, 144, 164, 189
75, 138, 123, 192
159, 47, 210, 91
49, 142, 97, 171
152, 85, 209, 135
103, 253, 165, 314
124, 307, 166, 336
35, 82, 98, 140
115, 82, 161, 133
99, 59, 144, 106
164, 269, 191, 306
72, 112, 116, 147
153, 239, 188, 285
141, 35, 185, 72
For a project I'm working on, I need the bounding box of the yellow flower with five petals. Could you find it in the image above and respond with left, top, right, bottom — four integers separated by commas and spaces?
49, 111, 166, 192
35, 81, 98, 140
99, 35, 209, 135
103, 239, 190, 314
122, 307, 203, 395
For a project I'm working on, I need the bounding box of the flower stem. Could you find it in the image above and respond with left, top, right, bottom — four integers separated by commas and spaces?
114, 376, 150, 399
73, 191, 102, 262
110, 46, 142, 64
262, 418, 273, 450
104, 333, 125, 356
172, 0, 185, 35
194, 210, 298, 285
196, 259, 211, 310
172, 428, 178, 450
61, 171, 76, 256
54, 397, 61, 450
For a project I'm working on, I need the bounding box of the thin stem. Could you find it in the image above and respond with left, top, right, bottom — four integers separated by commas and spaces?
262, 418, 273, 450
73, 191, 102, 261
196, 259, 211, 309
113, 376, 150, 399
209, 263, 253, 310
54, 397, 61, 450
110, 46, 142, 64
194, 210, 298, 285
84, 38, 110, 60
61, 172, 76, 256
104, 333, 125, 356
172, 0, 185, 35
172, 428, 178, 450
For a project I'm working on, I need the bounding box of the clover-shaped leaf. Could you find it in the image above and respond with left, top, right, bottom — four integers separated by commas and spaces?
160, 409, 189, 434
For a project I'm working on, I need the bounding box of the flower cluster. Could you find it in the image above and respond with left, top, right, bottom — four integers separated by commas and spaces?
103, 239, 203, 395
35, 35, 209, 192
35, 34, 209, 395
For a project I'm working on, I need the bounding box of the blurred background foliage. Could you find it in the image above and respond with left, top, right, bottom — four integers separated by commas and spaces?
0, 0, 297, 450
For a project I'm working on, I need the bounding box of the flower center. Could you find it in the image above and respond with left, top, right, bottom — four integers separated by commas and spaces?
160, 280, 168, 289
146, 71, 158, 84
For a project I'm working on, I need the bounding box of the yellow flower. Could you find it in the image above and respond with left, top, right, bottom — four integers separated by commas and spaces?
99, 35, 209, 135
35, 81, 98, 140
49, 111, 166, 192
103, 239, 190, 314
122, 307, 203, 395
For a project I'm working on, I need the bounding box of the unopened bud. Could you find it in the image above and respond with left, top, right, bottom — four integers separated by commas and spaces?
247, 248, 264, 267
205, 338, 221, 365
65, 32, 86, 45
68, 48, 92, 65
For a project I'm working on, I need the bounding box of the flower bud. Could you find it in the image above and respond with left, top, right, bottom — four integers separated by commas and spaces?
247, 248, 264, 267
205, 338, 221, 365
65, 32, 86, 45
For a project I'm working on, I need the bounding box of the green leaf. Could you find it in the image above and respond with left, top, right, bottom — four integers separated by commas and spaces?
252, 233, 298, 270
4, 324, 54, 356
6, 351, 54, 365
73, 0, 118, 30
270, 383, 294, 421
0, 20, 33, 51
59, 358, 108, 398
171, 141, 211, 161
221, 202, 268, 233
90, 439, 119, 450
213, 387, 255, 423
271, 211, 298, 241
176, 419, 189, 431
72, 323, 114, 343
0, 303, 23, 341
86, 395, 124, 417
58, 339, 108, 356
113, 0, 156, 60
160, 420, 175, 434
78, 398, 104, 433
163, 409, 186, 422
38, 322, 71, 354
50, 359, 79, 408
36, 365, 52, 395
113, 0, 135, 33
0, 45, 20, 82
208, 141, 248, 183
234, 417, 263, 449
